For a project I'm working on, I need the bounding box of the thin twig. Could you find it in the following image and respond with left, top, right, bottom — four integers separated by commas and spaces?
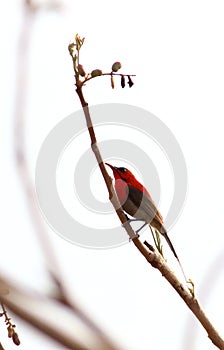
80, 72, 136, 87
0, 302, 20, 345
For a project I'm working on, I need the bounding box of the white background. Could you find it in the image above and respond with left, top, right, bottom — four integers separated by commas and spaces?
1, 0, 224, 349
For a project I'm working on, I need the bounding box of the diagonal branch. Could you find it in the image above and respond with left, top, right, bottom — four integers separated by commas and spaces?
71, 38, 224, 350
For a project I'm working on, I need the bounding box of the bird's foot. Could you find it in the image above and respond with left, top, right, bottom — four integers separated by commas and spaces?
122, 218, 145, 226
122, 218, 147, 239
136, 221, 148, 233
122, 217, 140, 240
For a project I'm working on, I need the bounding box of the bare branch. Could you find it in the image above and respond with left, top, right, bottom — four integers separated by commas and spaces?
0, 277, 116, 350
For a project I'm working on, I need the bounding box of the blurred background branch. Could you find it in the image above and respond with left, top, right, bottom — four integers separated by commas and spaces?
0, 276, 120, 350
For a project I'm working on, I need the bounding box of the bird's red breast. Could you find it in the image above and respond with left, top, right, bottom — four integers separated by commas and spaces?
105, 163, 163, 224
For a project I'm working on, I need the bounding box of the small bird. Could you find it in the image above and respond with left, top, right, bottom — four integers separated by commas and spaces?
106, 163, 184, 272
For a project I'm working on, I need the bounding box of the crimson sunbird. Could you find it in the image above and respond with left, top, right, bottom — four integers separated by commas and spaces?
106, 163, 184, 271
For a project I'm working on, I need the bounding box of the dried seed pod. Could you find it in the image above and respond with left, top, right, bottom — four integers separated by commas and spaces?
91, 69, 103, 77
7, 326, 14, 338
127, 75, 134, 87
112, 61, 122, 72
12, 332, 20, 346
121, 75, 125, 88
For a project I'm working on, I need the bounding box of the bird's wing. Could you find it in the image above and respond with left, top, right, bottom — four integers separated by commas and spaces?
127, 185, 163, 224
127, 187, 183, 270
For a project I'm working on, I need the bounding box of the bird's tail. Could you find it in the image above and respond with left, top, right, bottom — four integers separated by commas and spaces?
160, 225, 187, 281
160, 225, 179, 259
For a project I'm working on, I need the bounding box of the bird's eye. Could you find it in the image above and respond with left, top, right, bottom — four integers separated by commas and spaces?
118, 167, 127, 173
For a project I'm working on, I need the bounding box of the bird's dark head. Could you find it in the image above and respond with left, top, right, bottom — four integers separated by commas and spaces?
105, 163, 136, 182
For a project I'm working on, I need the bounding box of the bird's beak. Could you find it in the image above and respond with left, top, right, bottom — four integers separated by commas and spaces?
105, 162, 115, 170
105, 163, 118, 175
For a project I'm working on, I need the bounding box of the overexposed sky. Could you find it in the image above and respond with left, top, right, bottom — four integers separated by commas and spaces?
1, 1, 224, 349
